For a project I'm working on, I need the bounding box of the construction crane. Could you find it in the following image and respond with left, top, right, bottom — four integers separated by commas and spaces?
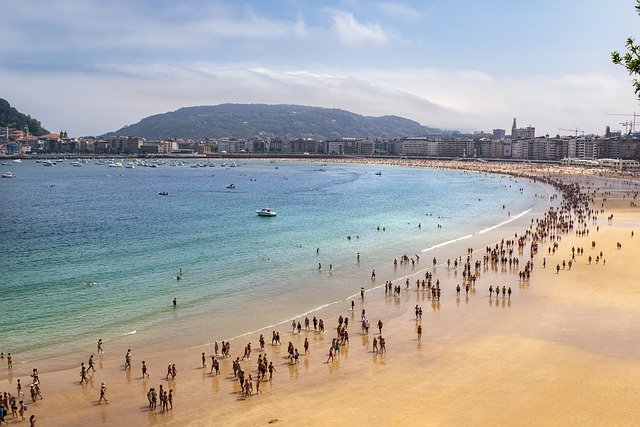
607, 112, 638, 133
620, 121, 633, 134
557, 127, 585, 137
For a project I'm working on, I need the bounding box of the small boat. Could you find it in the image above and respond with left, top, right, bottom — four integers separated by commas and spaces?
109, 162, 123, 168
226, 184, 235, 189
256, 208, 276, 217
2, 171, 15, 178
43, 160, 55, 166
12, 159, 22, 163
159, 191, 169, 196
71, 161, 83, 167
1, 162, 11, 166
375, 171, 382, 176
125, 163, 135, 169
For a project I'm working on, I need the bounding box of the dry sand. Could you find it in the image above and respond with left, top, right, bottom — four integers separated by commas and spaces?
1, 162, 639, 426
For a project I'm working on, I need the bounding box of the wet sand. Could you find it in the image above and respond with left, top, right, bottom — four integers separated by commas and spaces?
1, 161, 639, 426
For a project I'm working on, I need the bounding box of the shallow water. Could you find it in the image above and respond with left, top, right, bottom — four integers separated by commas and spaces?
0, 159, 554, 367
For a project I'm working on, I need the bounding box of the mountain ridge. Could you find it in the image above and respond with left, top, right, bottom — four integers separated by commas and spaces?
103, 103, 444, 140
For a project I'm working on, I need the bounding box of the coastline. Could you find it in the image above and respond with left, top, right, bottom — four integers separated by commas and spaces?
1, 159, 639, 426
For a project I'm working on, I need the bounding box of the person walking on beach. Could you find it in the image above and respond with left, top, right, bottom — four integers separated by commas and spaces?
377, 320, 383, 334
326, 347, 335, 363
210, 356, 220, 375
171, 364, 177, 379
7, 354, 12, 370
153, 388, 159, 410
142, 361, 149, 379
304, 338, 309, 354
124, 349, 131, 370
79, 363, 89, 385
29, 414, 36, 427
98, 383, 108, 404
417, 324, 422, 340
379, 337, 386, 354
18, 401, 26, 421
88, 354, 96, 372
372, 337, 378, 353
97, 339, 103, 354
268, 362, 276, 380
16, 379, 24, 398
165, 364, 172, 380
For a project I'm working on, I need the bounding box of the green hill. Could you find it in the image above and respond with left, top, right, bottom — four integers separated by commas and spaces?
104, 104, 442, 140
0, 98, 49, 136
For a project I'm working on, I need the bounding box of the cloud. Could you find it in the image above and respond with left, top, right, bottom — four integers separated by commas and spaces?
375, 2, 422, 20
0, 60, 637, 137
0, 0, 309, 57
330, 11, 390, 46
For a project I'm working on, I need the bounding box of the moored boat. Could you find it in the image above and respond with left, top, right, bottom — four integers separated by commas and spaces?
256, 208, 276, 217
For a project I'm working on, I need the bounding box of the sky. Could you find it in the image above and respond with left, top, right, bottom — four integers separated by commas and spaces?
1, 0, 639, 137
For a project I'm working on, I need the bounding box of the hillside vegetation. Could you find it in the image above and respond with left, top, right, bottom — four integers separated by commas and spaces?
105, 104, 442, 140
0, 98, 49, 136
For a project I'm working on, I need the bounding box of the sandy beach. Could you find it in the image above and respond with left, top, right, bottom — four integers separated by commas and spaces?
1, 160, 639, 426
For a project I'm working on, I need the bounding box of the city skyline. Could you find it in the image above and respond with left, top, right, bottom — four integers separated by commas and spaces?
1, 0, 639, 136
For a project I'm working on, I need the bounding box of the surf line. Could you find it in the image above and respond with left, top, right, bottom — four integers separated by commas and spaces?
421, 208, 532, 254
189, 300, 345, 350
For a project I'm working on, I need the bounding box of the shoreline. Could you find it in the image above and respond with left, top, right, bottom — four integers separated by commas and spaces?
0, 160, 548, 379
2, 168, 556, 376
1, 159, 639, 426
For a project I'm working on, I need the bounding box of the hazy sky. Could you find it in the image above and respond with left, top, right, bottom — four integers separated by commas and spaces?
1, 0, 639, 136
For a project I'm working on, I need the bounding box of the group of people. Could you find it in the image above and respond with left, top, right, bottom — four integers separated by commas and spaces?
3, 169, 634, 423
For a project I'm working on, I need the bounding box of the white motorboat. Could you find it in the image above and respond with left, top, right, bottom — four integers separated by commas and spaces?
256, 208, 276, 217
109, 162, 123, 168
12, 159, 22, 163
2, 171, 15, 178
43, 160, 55, 166
71, 161, 83, 167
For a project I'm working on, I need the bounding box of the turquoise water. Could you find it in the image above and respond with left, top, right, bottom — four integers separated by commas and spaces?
0, 160, 549, 367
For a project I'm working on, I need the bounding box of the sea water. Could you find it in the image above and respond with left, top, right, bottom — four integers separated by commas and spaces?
0, 160, 553, 369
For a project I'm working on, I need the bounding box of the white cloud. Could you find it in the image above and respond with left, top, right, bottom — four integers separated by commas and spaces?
330, 11, 390, 46
0, 62, 637, 137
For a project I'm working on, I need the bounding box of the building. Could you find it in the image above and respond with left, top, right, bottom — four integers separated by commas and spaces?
511, 118, 535, 139
493, 129, 506, 139
398, 137, 474, 157
567, 136, 598, 159
597, 158, 640, 172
